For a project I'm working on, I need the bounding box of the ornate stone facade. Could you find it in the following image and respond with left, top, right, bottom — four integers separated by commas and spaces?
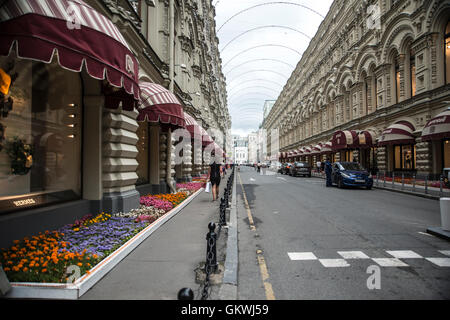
263, 0, 450, 179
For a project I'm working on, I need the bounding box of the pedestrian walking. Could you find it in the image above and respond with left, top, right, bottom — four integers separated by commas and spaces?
208, 154, 221, 201
316, 160, 321, 173
325, 157, 332, 187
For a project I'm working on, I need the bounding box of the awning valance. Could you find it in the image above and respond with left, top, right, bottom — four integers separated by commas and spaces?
137, 82, 185, 128
378, 120, 415, 146
311, 143, 323, 155
331, 130, 358, 150
184, 112, 209, 143
303, 146, 312, 155
421, 108, 450, 141
0, 0, 139, 106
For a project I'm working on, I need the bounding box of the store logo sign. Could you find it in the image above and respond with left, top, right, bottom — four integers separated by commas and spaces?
66, 4, 82, 30
126, 55, 135, 76
13, 198, 36, 207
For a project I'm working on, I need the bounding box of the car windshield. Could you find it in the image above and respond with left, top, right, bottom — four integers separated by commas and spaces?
338, 162, 365, 171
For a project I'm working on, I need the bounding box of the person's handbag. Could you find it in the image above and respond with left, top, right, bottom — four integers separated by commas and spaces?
205, 181, 211, 193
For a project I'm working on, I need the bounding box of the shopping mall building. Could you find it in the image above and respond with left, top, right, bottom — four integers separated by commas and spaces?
0, 0, 230, 247
263, 0, 450, 181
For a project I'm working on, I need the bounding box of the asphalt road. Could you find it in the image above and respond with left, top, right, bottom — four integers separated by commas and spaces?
235, 166, 450, 300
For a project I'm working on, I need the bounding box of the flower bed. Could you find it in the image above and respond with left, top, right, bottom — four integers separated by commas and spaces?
0, 187, 204, 285
176, 182, 204, 193
0, 212, 149, 283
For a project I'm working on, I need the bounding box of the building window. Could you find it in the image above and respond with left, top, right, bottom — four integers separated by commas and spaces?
136, 122, 149, 185
445, 21, 450, 84
393, 144, 416, 170
410, 53, 416, 96
0, 58, 82, 213
395, 59, 401, 102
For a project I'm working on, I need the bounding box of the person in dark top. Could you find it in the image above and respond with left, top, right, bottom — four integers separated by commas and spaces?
208, 156, 222, 201
325, 157, 332, 187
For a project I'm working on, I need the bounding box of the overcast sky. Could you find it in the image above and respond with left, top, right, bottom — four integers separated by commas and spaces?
213, 0, 334, 137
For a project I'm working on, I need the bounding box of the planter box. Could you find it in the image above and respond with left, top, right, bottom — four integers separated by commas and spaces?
4, 188, 204, 300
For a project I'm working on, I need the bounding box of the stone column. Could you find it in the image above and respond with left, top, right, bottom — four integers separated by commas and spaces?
149, 124, 160, 193
416, 138, 432, 179
377, 146, 387, 172
82, 96, 103, 212
102, 109, 140, 214
159, 132, 168, 193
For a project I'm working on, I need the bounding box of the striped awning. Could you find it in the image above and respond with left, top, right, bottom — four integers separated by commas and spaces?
137, 82, 185, 128
0, 0, 139, 107
303, 146, 312, 155
184, 112, 208, 143
357, 130, 377, 148
331, 130, 358, 150
378, 120, 415, 145
310, 143, 323, 155
320, 141, 333, 154
421, 108, 450, 141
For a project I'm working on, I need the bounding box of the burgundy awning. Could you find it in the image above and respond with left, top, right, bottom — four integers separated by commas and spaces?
137, 82, 185, 128
378, 121, 415, 145
320, 141, 333, 154
421, 108, 450, 141
0, 0, 139, 108
357, 130, 377, 148
331, 130, 358, 150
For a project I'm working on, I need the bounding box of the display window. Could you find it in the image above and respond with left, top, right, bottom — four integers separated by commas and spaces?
443, 139, 450, 168
393, 144, 416, 170
341, 150, 354, 162
0, 57, 82, 213
136, 121, 149, 185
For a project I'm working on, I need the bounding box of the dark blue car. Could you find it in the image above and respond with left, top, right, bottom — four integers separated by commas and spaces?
331, 162, 373, 190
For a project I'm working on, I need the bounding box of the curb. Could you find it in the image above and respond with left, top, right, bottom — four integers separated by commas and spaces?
4, 187, 205, 300
309, 174, 440, 200
426, 227, 450, 241
219, 171, 238, 300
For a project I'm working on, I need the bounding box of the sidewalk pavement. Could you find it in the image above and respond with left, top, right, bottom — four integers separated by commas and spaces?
81, 172, 232, 300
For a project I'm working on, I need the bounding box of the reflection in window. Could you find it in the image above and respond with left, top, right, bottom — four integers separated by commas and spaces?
445, 21, 450, 84
443, 140, 450, 168
394, 144, 416, 170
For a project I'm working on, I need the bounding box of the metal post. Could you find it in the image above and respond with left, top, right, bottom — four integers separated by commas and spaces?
178, 288, 194, 300
383, 171, 386, 187
412, 174, 416, 192
392, 172, 395, 188
440, 175, 443, 197
425, 176, 428, 194
205, 222, 217, 274
376, 172, 379, 187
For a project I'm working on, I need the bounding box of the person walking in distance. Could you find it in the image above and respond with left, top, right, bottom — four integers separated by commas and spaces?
325, 157, 332, 187
208, 152, 221, 201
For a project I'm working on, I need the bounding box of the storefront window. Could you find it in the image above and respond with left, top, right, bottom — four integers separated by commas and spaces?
136, 121, 149, 185
410, 53, 416, 97
394, 144, 416, 170
0, 58, 82, 212
443, 139, 450, 168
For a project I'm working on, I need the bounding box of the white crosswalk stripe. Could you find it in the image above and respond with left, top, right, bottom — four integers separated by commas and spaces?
287, 249, 450, 268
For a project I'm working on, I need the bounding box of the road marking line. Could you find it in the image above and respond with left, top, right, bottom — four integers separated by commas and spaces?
319, 259, 350, 267
418, 232, 434, 237
337, 251, 370, 259
287, 252, 317, 260
276, 177, 286, 181
371, 258, 409, 267
238, 172, 275, 300
386, 250, 423, 259
425, 257, 450, 267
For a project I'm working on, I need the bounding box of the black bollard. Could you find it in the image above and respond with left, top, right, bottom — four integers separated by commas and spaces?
178, 288, 194, 300
205, 222, 218, 273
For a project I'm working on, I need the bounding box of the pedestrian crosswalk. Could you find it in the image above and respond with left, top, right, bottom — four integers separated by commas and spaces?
287, 249, 450, 268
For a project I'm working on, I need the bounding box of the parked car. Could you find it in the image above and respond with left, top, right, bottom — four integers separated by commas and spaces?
289, 161, 311, 177
279, 162, 292, 174
271, 161, 282, 171
331, 162, 373, 189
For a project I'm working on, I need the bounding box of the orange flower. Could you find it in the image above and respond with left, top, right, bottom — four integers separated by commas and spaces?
23, 267, 28, 272
41, 268, 47, 273
77, 263, 82, 267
